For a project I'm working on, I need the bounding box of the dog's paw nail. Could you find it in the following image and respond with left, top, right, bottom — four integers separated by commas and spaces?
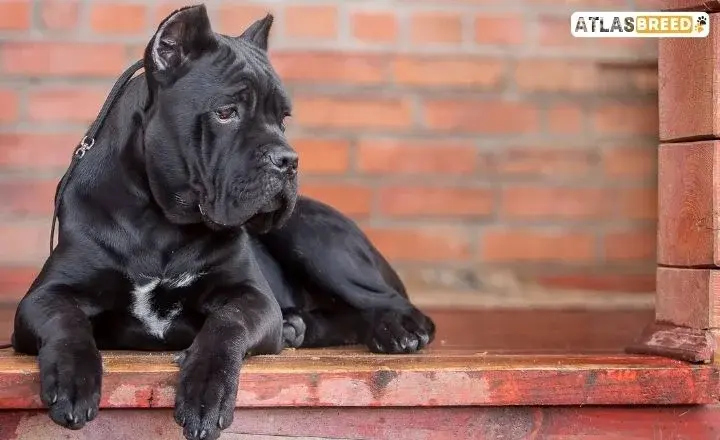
199, 429, 208, 439
218, 416, 224, 428
192, 429, 199, 438
50, 393, 57, 405
66, 412, 77, 424
86, 408, 95, 420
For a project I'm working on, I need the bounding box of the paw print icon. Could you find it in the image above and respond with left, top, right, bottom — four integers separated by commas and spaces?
695, 16, 708, 33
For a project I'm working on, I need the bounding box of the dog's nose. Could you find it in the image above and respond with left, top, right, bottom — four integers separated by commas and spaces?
269, 148, 299, 175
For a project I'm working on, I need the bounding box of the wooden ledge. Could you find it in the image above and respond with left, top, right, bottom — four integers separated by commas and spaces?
0, 347, 718, 409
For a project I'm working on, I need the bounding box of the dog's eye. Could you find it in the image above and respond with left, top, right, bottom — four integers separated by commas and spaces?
214, 107, 238, 122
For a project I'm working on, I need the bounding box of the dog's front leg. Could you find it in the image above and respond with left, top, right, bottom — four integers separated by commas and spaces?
174, 284, 283, 440
13, 284, 102, 430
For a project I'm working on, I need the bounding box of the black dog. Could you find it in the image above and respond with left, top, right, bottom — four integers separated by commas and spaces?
11, 5, 435, 440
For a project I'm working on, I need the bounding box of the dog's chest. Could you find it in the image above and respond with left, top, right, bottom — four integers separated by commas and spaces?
128, 270, 203, 340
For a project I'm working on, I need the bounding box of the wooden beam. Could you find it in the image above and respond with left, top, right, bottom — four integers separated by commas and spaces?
659, 14, 720, 141
657, 142, 719, 266
0, 348, 717, 408
656, 267, 720, 328
627, 268, 720, 363
4, 406, 720, 440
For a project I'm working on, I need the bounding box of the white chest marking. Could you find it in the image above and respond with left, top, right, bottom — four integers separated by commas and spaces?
130, 272, 200, 339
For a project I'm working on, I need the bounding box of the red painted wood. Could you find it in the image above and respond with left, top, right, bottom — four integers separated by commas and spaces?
627, 322, 716, 363
3, 406, 720, 440
0, 348, 717, 409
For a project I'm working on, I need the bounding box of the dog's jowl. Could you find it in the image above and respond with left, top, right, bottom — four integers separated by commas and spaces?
11, 4, 435, 440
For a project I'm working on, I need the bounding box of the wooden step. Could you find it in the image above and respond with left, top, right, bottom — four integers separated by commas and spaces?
3, 406, 720, 440
0, 348, 717, 409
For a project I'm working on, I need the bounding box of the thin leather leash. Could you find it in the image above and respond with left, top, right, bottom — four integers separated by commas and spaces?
49, 59, 145, 254
0, 60, 145, 351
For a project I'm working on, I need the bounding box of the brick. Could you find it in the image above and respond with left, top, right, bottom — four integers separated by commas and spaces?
632, 68, 659, 93
1, 43, 128, 77
423, 100, 539, 134
294, 96, 412, 130
27, 89, 107, 122
474, 14, 524, 46
0, 133, 77, 169
501, 186, 609, 220
39, 0, 80, 31
293, 138, 350, 174
357, 139, 478, 175
379, 186, 494, 218
614, 187, 658, 221
410, 12, 462, 45
547, 103, 584, 135
535, 272, 655, 293
300, 183, 372, 217
592, 103, 659, 136
602, 146, 657, 180
538, 15, 653, 51
495, 147, 598, 178
0, 89, 19, 122
0, 266, 37, 298
363, 227, 471, 262
0, 0, 31, 30
391, 57, 504, 88
514, 60, 597, 93
604, 229, 657, 262
0, 180, 56, 216
350, 10, 398, 43
270, 52, 387, 85
480, 228, 596, 263
0, 223, 48, 264
526, 0, 626, 5
217, 3, 274, 35
90, 3, 147, 35
285, 5, 338, 40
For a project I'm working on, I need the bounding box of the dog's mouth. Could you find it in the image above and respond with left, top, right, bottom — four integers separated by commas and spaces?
197, 192, 294, 233
245, 193, 295, 234
198, 204, 230, 231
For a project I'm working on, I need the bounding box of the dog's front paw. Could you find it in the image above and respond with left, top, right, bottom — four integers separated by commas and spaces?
38, 339, 102, 430
365, 307, 436, 354
174, 351, 239, 440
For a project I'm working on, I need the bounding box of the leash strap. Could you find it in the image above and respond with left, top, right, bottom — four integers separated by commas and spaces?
49, 60, 145, 254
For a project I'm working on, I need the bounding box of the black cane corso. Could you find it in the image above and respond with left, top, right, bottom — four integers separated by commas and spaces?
11, 4, 435, 440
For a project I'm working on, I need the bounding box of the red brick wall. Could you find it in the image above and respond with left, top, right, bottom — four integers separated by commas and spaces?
0, 0, 660, 299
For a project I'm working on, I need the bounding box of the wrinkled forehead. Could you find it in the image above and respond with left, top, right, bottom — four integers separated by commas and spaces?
164, 35, 291, 112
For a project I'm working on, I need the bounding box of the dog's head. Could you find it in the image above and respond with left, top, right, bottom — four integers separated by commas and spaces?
141, 4, 297, 233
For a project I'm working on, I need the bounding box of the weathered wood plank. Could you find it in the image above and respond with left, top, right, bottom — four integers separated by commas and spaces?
656, 267, 720, 328
658, 142, 719, 266
663, 0, 720, 12
4, 406, 720, 440
626, 322, 716, 363
0, 348, 717, 408
659, 15, 720, 141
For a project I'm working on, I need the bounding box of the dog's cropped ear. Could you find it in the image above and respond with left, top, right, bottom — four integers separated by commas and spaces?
144, 4, 217, 86
238, 14, 273, 51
